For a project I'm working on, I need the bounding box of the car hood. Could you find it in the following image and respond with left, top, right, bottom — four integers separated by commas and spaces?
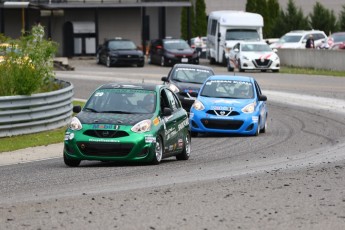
200, 97, 254, 110
241, 51, 278, 60
174, 81, 202, 95
77, 111, 152, 126
111, 49, 142, 55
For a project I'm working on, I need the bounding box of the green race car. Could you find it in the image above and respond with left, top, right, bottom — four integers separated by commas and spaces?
63, 82, 191, 167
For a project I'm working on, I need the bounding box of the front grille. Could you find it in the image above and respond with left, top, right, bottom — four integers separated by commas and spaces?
201, 119, 243, 130
84, 130, 129, 138
77, 142, 133, 157
118, 54, 139, 59
253, 59, 272, 68
206, 110, 240, 116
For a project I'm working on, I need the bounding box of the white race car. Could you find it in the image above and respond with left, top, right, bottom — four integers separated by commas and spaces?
227, 41, 280, 72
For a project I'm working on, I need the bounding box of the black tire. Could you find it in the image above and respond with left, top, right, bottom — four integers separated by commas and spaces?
160, 56, 165, 67
238, 59, 244, 72
209, 57, 216, 65
96, 54, 101, 64
137, 62, 144, 67
191, 131, 198, 137
151, 136, 163, 165
253, 119, 260, 136
64, 154, 81, 167
260, 116, 268, 133
106, 56, 112, 67
261, 69, 267, 72
272, 69, 279, 73
176, 132, 191, 161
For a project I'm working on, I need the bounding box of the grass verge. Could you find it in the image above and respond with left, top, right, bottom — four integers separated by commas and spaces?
0, 100, 85, 153
280, 66, 345, 77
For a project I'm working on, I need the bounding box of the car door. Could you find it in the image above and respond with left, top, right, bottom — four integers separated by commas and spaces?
160, 88, 188, 154
254, 80, 267, 128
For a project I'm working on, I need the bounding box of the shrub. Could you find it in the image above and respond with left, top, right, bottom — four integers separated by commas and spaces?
0, 24, 58, 96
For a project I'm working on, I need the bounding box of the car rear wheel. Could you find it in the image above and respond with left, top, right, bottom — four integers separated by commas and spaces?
96, 54, 101, 64
176, 132, 191, 160
64, 154, 81, 167
227, 59, 234, 72
151, 136, 163, 165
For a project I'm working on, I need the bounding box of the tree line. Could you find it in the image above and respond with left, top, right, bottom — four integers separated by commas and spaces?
181, 0, 345, 39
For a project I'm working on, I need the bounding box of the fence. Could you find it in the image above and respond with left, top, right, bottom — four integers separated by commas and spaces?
0, 80, 74, 137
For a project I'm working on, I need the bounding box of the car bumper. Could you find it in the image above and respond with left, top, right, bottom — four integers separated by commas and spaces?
242, 59, 280, 70
165, 56, 199, 66
189, 110, 259, 135
110, 56, 145, 66
63, 131, 156, 163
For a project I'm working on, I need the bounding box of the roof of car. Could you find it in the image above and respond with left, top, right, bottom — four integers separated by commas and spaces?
98, 82, 160, 91
285, 30, 326, 35
207, 75, 253, 82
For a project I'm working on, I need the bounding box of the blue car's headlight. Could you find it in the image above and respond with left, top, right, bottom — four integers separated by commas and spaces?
131, 119, 152, 133
192, 100, 205, 111
242, 102, 256, 113
69, 117, 82, 130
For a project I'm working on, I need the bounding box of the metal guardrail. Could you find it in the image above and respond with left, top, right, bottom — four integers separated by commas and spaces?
0, 80, 74, 137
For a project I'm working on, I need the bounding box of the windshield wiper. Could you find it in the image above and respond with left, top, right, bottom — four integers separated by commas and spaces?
101, 110, 133, 114
84, 107, 99, 113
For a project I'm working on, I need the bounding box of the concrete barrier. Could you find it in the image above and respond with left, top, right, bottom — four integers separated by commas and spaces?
277, 49, 345, 71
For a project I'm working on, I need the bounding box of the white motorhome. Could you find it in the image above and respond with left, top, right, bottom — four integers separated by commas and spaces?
207, 10, 264, 65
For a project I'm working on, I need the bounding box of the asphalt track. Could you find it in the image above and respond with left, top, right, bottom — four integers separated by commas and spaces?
1, 59, 345, 230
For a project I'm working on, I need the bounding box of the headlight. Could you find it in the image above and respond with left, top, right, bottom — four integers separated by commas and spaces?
168, 83, 179, 93
69, 117, 82, 130
192, 100, 205, 111
131, 119, 151, 133
242, 102, 256, 113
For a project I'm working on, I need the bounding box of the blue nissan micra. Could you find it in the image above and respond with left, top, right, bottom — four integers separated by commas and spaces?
189, 75, 268, 137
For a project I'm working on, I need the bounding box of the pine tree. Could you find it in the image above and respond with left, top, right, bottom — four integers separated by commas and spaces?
338, 5, 345, 31
245, 0, 257, 12
309, 2, 339, 35
195, 0, 207, 36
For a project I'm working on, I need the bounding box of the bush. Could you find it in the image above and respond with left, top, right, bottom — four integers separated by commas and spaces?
0, 25, 58, 96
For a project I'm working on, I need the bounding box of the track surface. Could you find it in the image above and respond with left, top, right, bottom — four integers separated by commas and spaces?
1, 59, 345, 229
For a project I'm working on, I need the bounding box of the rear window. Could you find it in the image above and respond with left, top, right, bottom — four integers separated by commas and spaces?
164, 40, 190, 50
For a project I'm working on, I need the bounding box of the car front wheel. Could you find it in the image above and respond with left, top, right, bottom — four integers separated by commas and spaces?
64, 154, 81, 167
161, 56, 166, 66
106, 56, 112, 67
176, 132, 191, 160
151, 136, 163, 165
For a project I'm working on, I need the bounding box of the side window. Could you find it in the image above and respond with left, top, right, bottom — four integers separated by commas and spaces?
164, 89, 181, 111
254, 81, 262, 96
211, 19, 217, 36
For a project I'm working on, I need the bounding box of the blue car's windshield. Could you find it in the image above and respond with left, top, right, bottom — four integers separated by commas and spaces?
200, 80, 254, 99
84, 89, 156, 114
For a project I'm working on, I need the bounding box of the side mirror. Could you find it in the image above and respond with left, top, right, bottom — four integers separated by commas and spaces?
162, 107, 172, 116
73, 105, 81, 113
161, 76, 168, 82
258, 94, 267, 101
218, 32, 221, 38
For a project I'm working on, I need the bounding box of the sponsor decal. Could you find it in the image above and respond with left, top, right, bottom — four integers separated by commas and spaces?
92, 124, 118, 129
89, 138, 120, 143
178, 139, 183, 148
213, 99, 240, 104
145, 135, 156, 143
153, 117, 160, 126
211, 106, 232, 111
252, 116, 259, 122
169, 145, 174, 151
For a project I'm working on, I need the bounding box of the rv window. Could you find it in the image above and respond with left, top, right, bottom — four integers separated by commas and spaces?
211, 20, 217, 36
225, 29, 260, 41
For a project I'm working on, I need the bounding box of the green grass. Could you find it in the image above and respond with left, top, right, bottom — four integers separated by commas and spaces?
0, 100, 85, 153
280, 66, 345, 77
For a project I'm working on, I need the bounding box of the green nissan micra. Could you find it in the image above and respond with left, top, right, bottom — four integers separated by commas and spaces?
63, 82, 191, 167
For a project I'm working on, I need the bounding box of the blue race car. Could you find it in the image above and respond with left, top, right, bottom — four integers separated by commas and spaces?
189, 75, 268, 137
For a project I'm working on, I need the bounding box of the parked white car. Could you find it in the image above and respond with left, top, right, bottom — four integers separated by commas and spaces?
270, 30, 327, 49
227, 41, 280, 72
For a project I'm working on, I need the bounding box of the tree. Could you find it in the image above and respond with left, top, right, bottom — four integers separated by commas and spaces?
194, 0, 207, 36
339, 4, 345, 31
245, 0, 257, 12
266, 0, 280, 38
271, 0, 309, 37
181, 2, 195, 40
309, 2, 339, 35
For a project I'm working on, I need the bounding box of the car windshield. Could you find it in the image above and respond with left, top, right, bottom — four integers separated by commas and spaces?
200, 80, 254, 99
108, 40, 137, 50
279, 35, 302, 43
241, 44, 272, 52
84, 88, 156, 114
225, 29, 260, 41
172, 67, 213, 84
332, 34, 345, 42
164, 40, 190, 50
